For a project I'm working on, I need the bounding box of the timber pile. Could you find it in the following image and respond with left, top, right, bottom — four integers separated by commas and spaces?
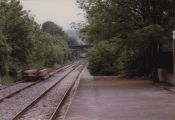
22, 69, 39, 81
38, 69, 49, 80
48, 70, 56, 77
22, 69, 52, 81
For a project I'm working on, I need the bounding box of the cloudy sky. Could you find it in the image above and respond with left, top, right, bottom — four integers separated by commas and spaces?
20, 0, 85, 30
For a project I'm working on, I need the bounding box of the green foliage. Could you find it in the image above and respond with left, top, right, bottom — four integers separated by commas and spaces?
0, 32, 11, 76
42, 21, 78, 46
88, 41, 118, 76
77, 0, 175, 76
67, 37, 78, 46
42, 21, 64, 36
34, 33, 69, 67
0, 75, 15, 84
0, 0, 70, 82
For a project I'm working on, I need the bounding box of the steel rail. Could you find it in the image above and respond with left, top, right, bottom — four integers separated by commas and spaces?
0, 62, 76, 103
49, 63, 86, 120
12, 62, 81, 120
0, 62, 74, 91
56, 62, 87, 120
0, 80, 25, 91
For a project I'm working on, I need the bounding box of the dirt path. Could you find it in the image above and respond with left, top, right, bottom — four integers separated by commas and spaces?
65, 68, 175, 120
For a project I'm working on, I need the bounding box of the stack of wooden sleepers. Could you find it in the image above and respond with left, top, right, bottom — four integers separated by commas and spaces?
21, 69, 51, 81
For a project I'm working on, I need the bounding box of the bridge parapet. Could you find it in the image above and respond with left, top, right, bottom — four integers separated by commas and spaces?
69, 45, 93, 49
69, 45, 93, 58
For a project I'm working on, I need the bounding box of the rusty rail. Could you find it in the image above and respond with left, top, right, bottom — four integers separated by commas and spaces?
49, 63, 86, 120
12, 62, 81, 120
0, 62, 76, 103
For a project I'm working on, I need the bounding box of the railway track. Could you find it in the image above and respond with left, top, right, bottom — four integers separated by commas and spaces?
0, 60, 86, 120
0, 62, 74, 91
0, 61, 77, 103
0, 80, 25, 91
49, 64, 85, 120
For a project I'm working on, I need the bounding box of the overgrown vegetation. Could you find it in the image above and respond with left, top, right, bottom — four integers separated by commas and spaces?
88, 41, 118, 76
77, 0, 175, 77
0, 0, 75, 83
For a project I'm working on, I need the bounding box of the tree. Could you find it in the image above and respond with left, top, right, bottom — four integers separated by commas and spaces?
67, 37, 78, 46
77, 0, 175, 77
1, 0, 36, 67
0, 0, 70, 82
34, 33, 69, 67
88, 41, 118, 75
42, 21, 64, 36
42, 21, 78, 46
0, 32, 11, 76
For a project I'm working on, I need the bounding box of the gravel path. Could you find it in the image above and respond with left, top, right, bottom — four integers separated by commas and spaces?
0, 65, 76, 120
19, 66, 81, 120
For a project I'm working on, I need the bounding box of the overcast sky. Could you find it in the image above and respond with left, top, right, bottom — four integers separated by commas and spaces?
20, 0, 85, 30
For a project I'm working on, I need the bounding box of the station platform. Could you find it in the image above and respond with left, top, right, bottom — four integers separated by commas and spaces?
65, 68, 175, 120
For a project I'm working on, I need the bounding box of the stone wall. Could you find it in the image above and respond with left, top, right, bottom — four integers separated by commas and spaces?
157, 68, 175, 85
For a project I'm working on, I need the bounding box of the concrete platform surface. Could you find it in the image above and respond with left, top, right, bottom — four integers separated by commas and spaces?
65, 68, 175, 120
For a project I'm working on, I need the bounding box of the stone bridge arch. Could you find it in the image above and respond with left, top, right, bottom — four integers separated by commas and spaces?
69, 45, 93, 58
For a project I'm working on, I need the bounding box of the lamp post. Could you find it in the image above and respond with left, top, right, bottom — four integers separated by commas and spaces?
173, 31, 175, 80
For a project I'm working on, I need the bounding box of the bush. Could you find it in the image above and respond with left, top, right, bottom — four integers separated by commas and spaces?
33, 33, 69, 68
88, 41, 118, 76
0, 32, 11, 76
0, 1, 70, 82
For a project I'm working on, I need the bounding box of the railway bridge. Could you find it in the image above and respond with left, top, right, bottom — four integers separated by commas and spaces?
69, 45, 93, 58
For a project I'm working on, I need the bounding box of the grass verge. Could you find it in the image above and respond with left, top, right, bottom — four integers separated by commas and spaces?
0, 75, 15, 84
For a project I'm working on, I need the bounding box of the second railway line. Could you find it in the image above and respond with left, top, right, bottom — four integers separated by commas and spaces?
0, 61, 75, 103
0, 60, 86, 120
